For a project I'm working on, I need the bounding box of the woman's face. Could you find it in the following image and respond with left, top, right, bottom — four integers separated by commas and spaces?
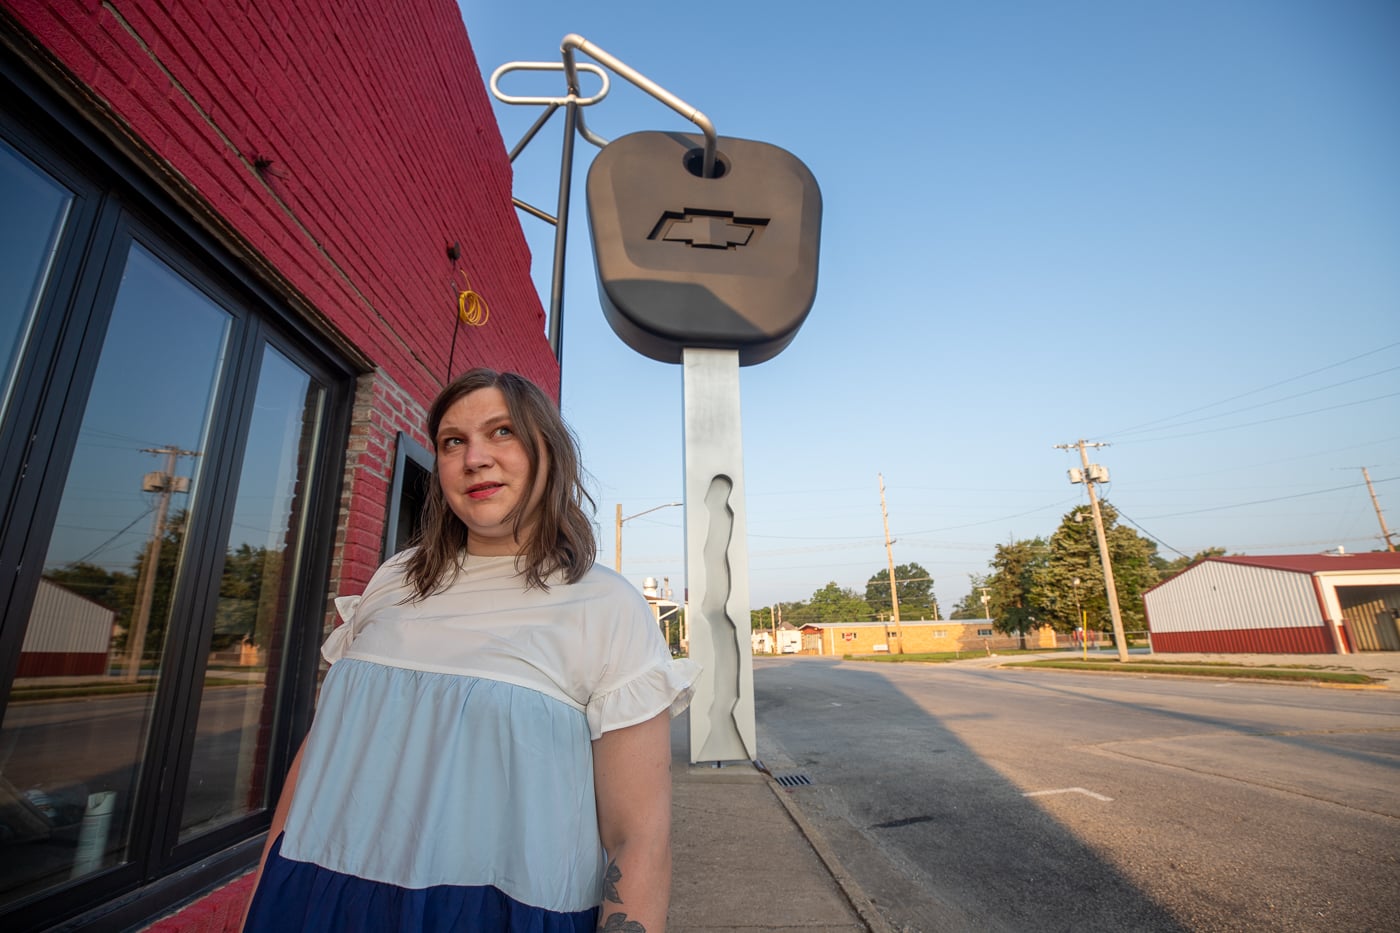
435, 387, 548, 555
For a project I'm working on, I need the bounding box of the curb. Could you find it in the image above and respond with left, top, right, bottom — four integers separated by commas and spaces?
757, 769, 895, 933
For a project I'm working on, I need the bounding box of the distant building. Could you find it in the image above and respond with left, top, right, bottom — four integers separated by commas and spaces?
752, 624, 802, 655
17, 579, 115, 677
1143, 553, 1400, 654
813, 620, 1056, 655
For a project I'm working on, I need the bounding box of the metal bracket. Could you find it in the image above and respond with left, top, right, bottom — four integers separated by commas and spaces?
488, 35, 720, 371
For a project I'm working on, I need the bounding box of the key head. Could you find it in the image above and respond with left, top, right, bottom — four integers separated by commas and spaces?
586, 131, 822, 365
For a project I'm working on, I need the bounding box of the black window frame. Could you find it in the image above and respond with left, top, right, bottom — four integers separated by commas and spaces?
383, 431, 434, 560
0, 46, 355, 933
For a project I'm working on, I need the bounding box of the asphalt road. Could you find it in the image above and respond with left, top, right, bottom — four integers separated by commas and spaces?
754, 656, 1400, 933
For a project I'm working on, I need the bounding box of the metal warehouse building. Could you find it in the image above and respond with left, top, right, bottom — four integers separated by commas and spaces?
1143, 553, 1400, 654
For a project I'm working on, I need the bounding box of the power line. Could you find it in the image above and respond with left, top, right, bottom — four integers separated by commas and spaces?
897, 495, 1083, 536
64, 506, 156, 567
1110, 506, 1189, 559
1110, 365, 1400, 439
1099, 340, 1400, 437
1110, 391, 1400, 445
1138, 475, 1397, 520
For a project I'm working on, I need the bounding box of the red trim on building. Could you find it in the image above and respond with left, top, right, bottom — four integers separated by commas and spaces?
1151, 626, 1333, 654
1309, 573, 1349, 655
1211, 553, 1400, 573
143, 875, 255, 933
15, 651, 108, 676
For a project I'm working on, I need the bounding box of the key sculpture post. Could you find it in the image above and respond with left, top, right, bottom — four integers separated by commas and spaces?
587, 130, 821, 763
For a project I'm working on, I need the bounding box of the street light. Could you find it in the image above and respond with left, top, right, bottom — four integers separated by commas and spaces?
614, 501, 682, 572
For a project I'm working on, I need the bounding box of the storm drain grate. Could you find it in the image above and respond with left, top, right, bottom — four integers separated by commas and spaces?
775, 773, 813, 787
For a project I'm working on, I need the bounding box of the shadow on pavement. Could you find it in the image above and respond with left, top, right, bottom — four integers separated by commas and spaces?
755, 657, 1191, 933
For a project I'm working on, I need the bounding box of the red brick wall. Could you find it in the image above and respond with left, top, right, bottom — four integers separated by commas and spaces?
334, 370, 431, 595
4, 0, 556, 401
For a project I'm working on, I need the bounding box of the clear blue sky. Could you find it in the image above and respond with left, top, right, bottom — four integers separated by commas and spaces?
461, 0, 1400, 614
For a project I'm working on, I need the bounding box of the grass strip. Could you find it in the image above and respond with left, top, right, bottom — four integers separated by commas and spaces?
1005, 659, 1378, 685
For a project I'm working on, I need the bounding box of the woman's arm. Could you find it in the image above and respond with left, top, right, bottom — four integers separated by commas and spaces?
592, 711, 673, 932
240, 737, 307, 931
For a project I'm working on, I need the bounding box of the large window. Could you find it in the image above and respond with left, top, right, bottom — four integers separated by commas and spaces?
0, 137, 70, 428
180, 346, 325, 841
0, 69, 349, 932
1, 243, 233, 902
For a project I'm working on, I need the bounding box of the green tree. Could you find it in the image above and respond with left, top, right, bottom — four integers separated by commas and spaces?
120, 509, 189, 657
45, 562, 130, 615
949, 574, 991, 619
800, 581, 872, 624
1152, 546, 1227, 581
662, 607, 684, 652
214, 542, 282, 651
750, 606, 773, 632
984, 538, 1049, 635
771, 599, 810, 627
1039, 503, 1162, 634
864, 561, 937, 619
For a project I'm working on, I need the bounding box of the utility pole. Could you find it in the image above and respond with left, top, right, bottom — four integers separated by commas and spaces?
878, 473, 903, 654
1360, 467, 1396, 552
125, 446, 198, 683
1055, 440, 1129, 662
771, 603, 778, 655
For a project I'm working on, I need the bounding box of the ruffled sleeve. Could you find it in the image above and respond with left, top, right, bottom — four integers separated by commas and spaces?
320, 595, 362, 665
585, 656, 700, 740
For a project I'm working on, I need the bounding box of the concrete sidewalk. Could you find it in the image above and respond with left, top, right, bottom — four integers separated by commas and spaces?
667, 710, 889, 933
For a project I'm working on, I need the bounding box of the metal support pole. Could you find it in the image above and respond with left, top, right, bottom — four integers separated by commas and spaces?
547, 99, 578, 366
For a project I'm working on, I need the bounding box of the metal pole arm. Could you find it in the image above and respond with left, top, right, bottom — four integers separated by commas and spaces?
560, 34, 719, 178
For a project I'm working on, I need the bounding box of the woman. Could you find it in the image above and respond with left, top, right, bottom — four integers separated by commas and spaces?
243, 368, 698, 932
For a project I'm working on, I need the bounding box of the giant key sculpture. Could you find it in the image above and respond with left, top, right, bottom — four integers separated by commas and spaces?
494, 36, 822, 763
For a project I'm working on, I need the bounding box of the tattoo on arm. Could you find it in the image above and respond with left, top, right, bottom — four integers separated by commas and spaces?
603, 862, 623, 904
599, 912, 646, 933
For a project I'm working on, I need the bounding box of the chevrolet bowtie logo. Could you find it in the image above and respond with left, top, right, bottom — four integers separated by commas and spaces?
651, 210, 769, 249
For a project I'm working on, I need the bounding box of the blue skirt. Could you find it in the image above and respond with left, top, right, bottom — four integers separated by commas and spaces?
245, 834, 598, 933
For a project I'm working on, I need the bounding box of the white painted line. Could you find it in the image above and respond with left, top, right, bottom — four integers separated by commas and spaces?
1023, 787, 1114, 802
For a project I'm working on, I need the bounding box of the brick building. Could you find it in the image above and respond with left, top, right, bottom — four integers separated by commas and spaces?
816, 620, 1057, 655
0, 1, 553, 929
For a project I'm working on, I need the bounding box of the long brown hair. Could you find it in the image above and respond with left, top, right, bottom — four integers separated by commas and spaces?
403, 369, 596, 599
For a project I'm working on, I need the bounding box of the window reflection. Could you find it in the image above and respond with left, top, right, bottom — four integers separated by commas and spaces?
0, 244, 229, 905
180, 347, 323, 839
0, 138, 72, 426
